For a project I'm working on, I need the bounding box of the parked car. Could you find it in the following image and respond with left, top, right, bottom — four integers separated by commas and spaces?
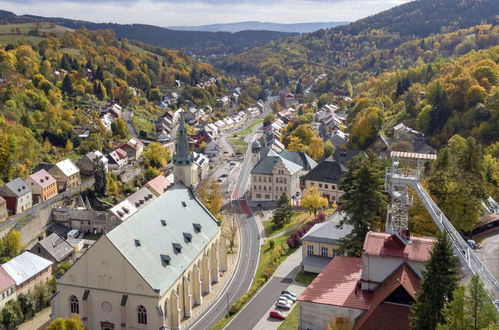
281, 290, 297, 298
278, 296, 294, 305
269, 309, 286, 320
275, 300, 292, 310
281, 293, 296, 303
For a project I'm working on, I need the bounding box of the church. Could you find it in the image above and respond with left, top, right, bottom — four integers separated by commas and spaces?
51, 112, 227, 330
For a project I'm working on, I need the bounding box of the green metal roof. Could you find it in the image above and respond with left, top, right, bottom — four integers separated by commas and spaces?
107, 184, 220, 296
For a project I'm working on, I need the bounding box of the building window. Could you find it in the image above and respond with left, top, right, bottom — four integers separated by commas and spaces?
70, 295, 79, 314
307, 245, 314, 255
137, 305, 147, 324
319, 183, 323, 188
321, 247, 328, 257
333, 249, 341, 257
265, 194, 270, 199
256, 194, 261, 198
331, 185, 336, 190
325, 184, 329, 189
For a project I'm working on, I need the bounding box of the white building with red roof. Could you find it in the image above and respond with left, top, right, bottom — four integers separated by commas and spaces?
298, 231, 435, 330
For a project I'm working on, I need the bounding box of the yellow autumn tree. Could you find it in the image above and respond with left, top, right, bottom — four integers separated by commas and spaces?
301, 186, 328, 217
308, 137, 325, 162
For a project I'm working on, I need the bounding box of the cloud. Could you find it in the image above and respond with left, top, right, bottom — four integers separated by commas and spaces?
1, 0, 411, 26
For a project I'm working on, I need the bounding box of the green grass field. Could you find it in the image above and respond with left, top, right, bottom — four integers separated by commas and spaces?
277, 304, 299, 330
0, 35, 44, 45
0, 23, 72, 44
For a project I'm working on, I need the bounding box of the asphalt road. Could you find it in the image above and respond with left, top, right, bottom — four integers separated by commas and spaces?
189, 140, 260, 330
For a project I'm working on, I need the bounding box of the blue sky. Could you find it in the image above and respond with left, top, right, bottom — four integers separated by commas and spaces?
1, 0, 411, 26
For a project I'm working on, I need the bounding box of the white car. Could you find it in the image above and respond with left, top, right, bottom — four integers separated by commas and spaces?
278, 296, 293, 305
281, 293, 296, 303
275, 299, 292, 310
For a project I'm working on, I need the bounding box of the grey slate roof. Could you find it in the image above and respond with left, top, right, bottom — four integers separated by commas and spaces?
2, 252, 53, 286
106, 184, 220, 295
280, 151, 318, 171
35, 233, 73, 262
0, 178, 32, 197
301, 212, 353, 245
331, 149, 365, 167
251, 149, 303, 175
300, 160, 343, 183
126, 187, 156, 212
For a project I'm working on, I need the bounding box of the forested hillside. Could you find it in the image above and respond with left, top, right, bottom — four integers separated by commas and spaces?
0, 10, 296, 56
0, 28, 233, 183
221, 0, 498, 89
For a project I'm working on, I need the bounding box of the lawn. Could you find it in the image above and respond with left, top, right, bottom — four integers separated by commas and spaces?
212, 231, 299, 330
0, 34, 44, 45
294, 270, 318, 286
227, 118, 264, 153
264, 208, 335, 238
278, 304, 300, 330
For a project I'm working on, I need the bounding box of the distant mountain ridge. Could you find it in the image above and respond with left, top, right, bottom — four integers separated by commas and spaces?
168, 21, 349, 33
0, 10, 297, 55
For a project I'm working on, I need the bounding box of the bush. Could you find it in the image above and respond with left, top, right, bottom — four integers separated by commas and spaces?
269, 239, 275, 249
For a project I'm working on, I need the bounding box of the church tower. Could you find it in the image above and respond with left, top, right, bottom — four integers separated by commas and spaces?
173, 111, 198, 187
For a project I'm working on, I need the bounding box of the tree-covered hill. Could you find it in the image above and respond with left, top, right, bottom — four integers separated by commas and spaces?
0, 10, 297, 56
0, 28, 233, 183
220, 0, 498, 87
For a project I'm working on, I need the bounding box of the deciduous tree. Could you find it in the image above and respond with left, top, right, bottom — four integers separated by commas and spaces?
301, 186, 328, 217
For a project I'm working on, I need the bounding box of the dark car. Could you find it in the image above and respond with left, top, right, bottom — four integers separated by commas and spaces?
269, 309, 286, 320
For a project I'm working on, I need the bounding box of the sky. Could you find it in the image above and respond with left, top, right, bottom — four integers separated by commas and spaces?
1, 0, 411, 26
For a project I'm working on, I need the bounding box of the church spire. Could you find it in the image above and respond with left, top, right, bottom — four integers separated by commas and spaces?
173, 111, 192, 166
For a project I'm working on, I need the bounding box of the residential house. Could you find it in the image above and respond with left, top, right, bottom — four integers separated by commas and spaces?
52, 184, 228, 330
2, 252, 53, 295
0, 178, 32, 214
31, 233, 73, 264
107, 103, 122, 118
107, 148, 128, 169
204, 141, 220, 157
301, 212, 352, 273
332, 148, 365, 168
109, 199, 138, 222
192, 152, 210, 181
300, 157, 346, 203
146, 175, 172, 197
77, 150, 109, 176
391, 123, 436, 154
0, 196, 7, 222
126, 187, 157, 213
331, 130, 349, 148
0, 267, 15, 308
26, 170, 58, 203
251, 149, 317, 202
49, 159, 80, 191
298, 232, 435, 330
52, 207, 120, 234
121, 138, 144, 161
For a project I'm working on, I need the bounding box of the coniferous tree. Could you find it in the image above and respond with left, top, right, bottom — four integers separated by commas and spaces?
338, 154, 387, 256
93, 160, 107, 197
61, 74, 73, 96
411, 232, 460, 330
273, 193, 293, 227
95, 65, 104, 81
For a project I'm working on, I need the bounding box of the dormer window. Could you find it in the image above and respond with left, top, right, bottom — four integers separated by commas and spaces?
160, 254, 171, 266
183, 233, 192, 243
172, 243, 182, 253
181, 201, 187, 207
193, 223, 202, 233
161, 220, 166, 226
134, 239, 141, 247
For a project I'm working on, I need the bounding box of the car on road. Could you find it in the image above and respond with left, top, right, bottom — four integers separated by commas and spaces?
275, 300, 292, 310
220, 174, 228, 178
224, 151, 229, 154
281, 293, 296, 303
269, 309, 286, 320
281, 290, 297, 298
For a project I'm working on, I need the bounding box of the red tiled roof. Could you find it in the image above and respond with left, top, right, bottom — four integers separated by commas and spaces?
354, 263, 420, 330
357, 303, 411, 330
0, 266, 15, 292
298, 256, 372, 310
146, 175, 171, 195
363, 232, 435, 262
116, 148, 127, 159
29, 169, 56, 188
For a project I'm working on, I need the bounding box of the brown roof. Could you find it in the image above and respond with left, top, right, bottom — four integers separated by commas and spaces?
0, 266, 15, 292
363, 232, 435, 262
29, 169, 56, 188
357, 303, 411, 330
146, 175, 171, 196
298, 256, 372, 310
354, 263, 420, 330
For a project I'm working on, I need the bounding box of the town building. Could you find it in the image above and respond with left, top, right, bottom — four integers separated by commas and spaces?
300, 157, 346, 203
301, 212, 352, 273
0, 196, 7, 222
331, 129, 349, 148
77, 150, 109, 176
26, 169, 58, 203
49, 159, 80, 191
120, 138, 144, 161
250, 149, 317, 202
173, 112, 198, 187
204, 141, 220, 157
126, 187, 157, 213
332, 148, 365, 168
108, 199, 138, 222
146, 175, 173, 197
2, 252, 53, 295
31, 233, 74, 264
0, 267, 15, 308
52, 207, 120, 234
107, 148, 128, 169
0, 178, 33, 214
52, 177, 227, 329
192, 152, 210, 181
298, 232, 435, 330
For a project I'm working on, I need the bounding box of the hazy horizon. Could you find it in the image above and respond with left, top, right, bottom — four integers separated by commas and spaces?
2, 0, 411, 27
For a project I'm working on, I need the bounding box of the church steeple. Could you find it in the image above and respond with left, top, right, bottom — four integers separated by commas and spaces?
173, 111, 197, 186
173, 111, 192, 166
